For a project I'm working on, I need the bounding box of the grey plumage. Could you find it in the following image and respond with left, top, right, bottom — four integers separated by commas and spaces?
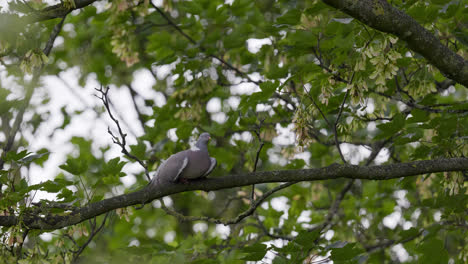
151, 133, 217, 185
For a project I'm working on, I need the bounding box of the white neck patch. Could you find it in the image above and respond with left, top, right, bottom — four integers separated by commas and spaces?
190, 146, 200, 151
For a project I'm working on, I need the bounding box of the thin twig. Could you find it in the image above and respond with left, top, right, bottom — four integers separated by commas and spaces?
311, 136, 391, 238
108, 99, 139, 138
253, 214, 293, 241
63, 234, 80, 253
394, 75, 415, 103
371, 90, 468, 114
15, 229, 29, 258
77, 174, 91, 202
306, 88, 348, 163
71, 212, 110, 263
311, 179, 354, 234
149, 2, 259, 85
95, 86, 151, 181
214, 196, 243, 218
126, 84, 145, 130
160, 182, 296, 225
250, 129, 264, 201
43, 16, 66, 56
148, 2, 301, 111
334, 90, 350, 164
0, 16, 65, 170
57, 75, 137, 137
364, 228, 423, 253
306, 92, 332, 128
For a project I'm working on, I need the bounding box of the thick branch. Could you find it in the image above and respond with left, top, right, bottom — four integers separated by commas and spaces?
24, 0, 98, 22
0, 158, 467, 230
322, 0, 468, 88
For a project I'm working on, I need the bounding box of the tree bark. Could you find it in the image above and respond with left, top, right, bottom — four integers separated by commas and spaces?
322, 0, 468, 88
26, 0, 98, 22
1, 157, 467, 230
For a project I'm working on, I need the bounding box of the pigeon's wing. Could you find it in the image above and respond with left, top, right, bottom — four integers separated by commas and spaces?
202, 157, 217, 177
154, 152, 190, 183
172, 156, 189, 182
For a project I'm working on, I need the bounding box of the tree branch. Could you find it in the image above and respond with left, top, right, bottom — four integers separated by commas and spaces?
159, 182, 294, 225
311, 179, 354, 233
0, 158, 466, 230
251, 128, 265, 201
149, 1, 259, 85
333, 89, 350, 164
71, 212, 110, 263
24, 0, 99, 23
95, 86, 151, 181
372, 90, 468, 114
126, 84, 146, 130
0, 17, 65, 170
310, 137, 392, 235
322, 0, 468, 88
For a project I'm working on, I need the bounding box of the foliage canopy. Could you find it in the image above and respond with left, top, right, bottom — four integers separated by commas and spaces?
0, 0, 467, 263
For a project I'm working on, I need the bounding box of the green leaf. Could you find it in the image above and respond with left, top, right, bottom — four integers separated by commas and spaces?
276, 9, 302, 25
130, 142, 146, 160
59, 157, 88, 175
259, 81, 277, 95
272, 256, 292, 264
102, 157, 126, 176
58, 106, 71, 130
176, 123, 193, 139
40, 180, 64, 193
19, 151, 51, 164
407, 109, 429, 123
430, 0, 450, 4
210, 146, 238, 171
5, 150, 31, 163
57, 188, 74, 202
399, 227, 420, 240
239, 81, 278, 110
191, 259, 218, 264
376, 113, 405, 138
330, 242, 364, 262
285, 159, 306, 169
416, 238, 449, 264
240, 243, 267, 261
293, 230, 320, 249
179, 1, 203, 14
305, 2, 328, 16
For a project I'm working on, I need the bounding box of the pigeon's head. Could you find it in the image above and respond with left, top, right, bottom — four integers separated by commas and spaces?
198, 132, 211, 145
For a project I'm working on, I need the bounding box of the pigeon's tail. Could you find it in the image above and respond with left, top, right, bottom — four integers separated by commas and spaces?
148, 166, 161, 187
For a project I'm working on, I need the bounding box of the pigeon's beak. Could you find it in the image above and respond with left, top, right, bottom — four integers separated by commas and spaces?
208, 136, 211, 140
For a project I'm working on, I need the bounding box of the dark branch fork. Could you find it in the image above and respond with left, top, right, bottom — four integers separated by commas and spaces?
309, 135, 394, 243
71, 212, 110, 263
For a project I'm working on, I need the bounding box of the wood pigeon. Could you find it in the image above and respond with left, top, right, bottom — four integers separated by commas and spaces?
150, 133, 217, 185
